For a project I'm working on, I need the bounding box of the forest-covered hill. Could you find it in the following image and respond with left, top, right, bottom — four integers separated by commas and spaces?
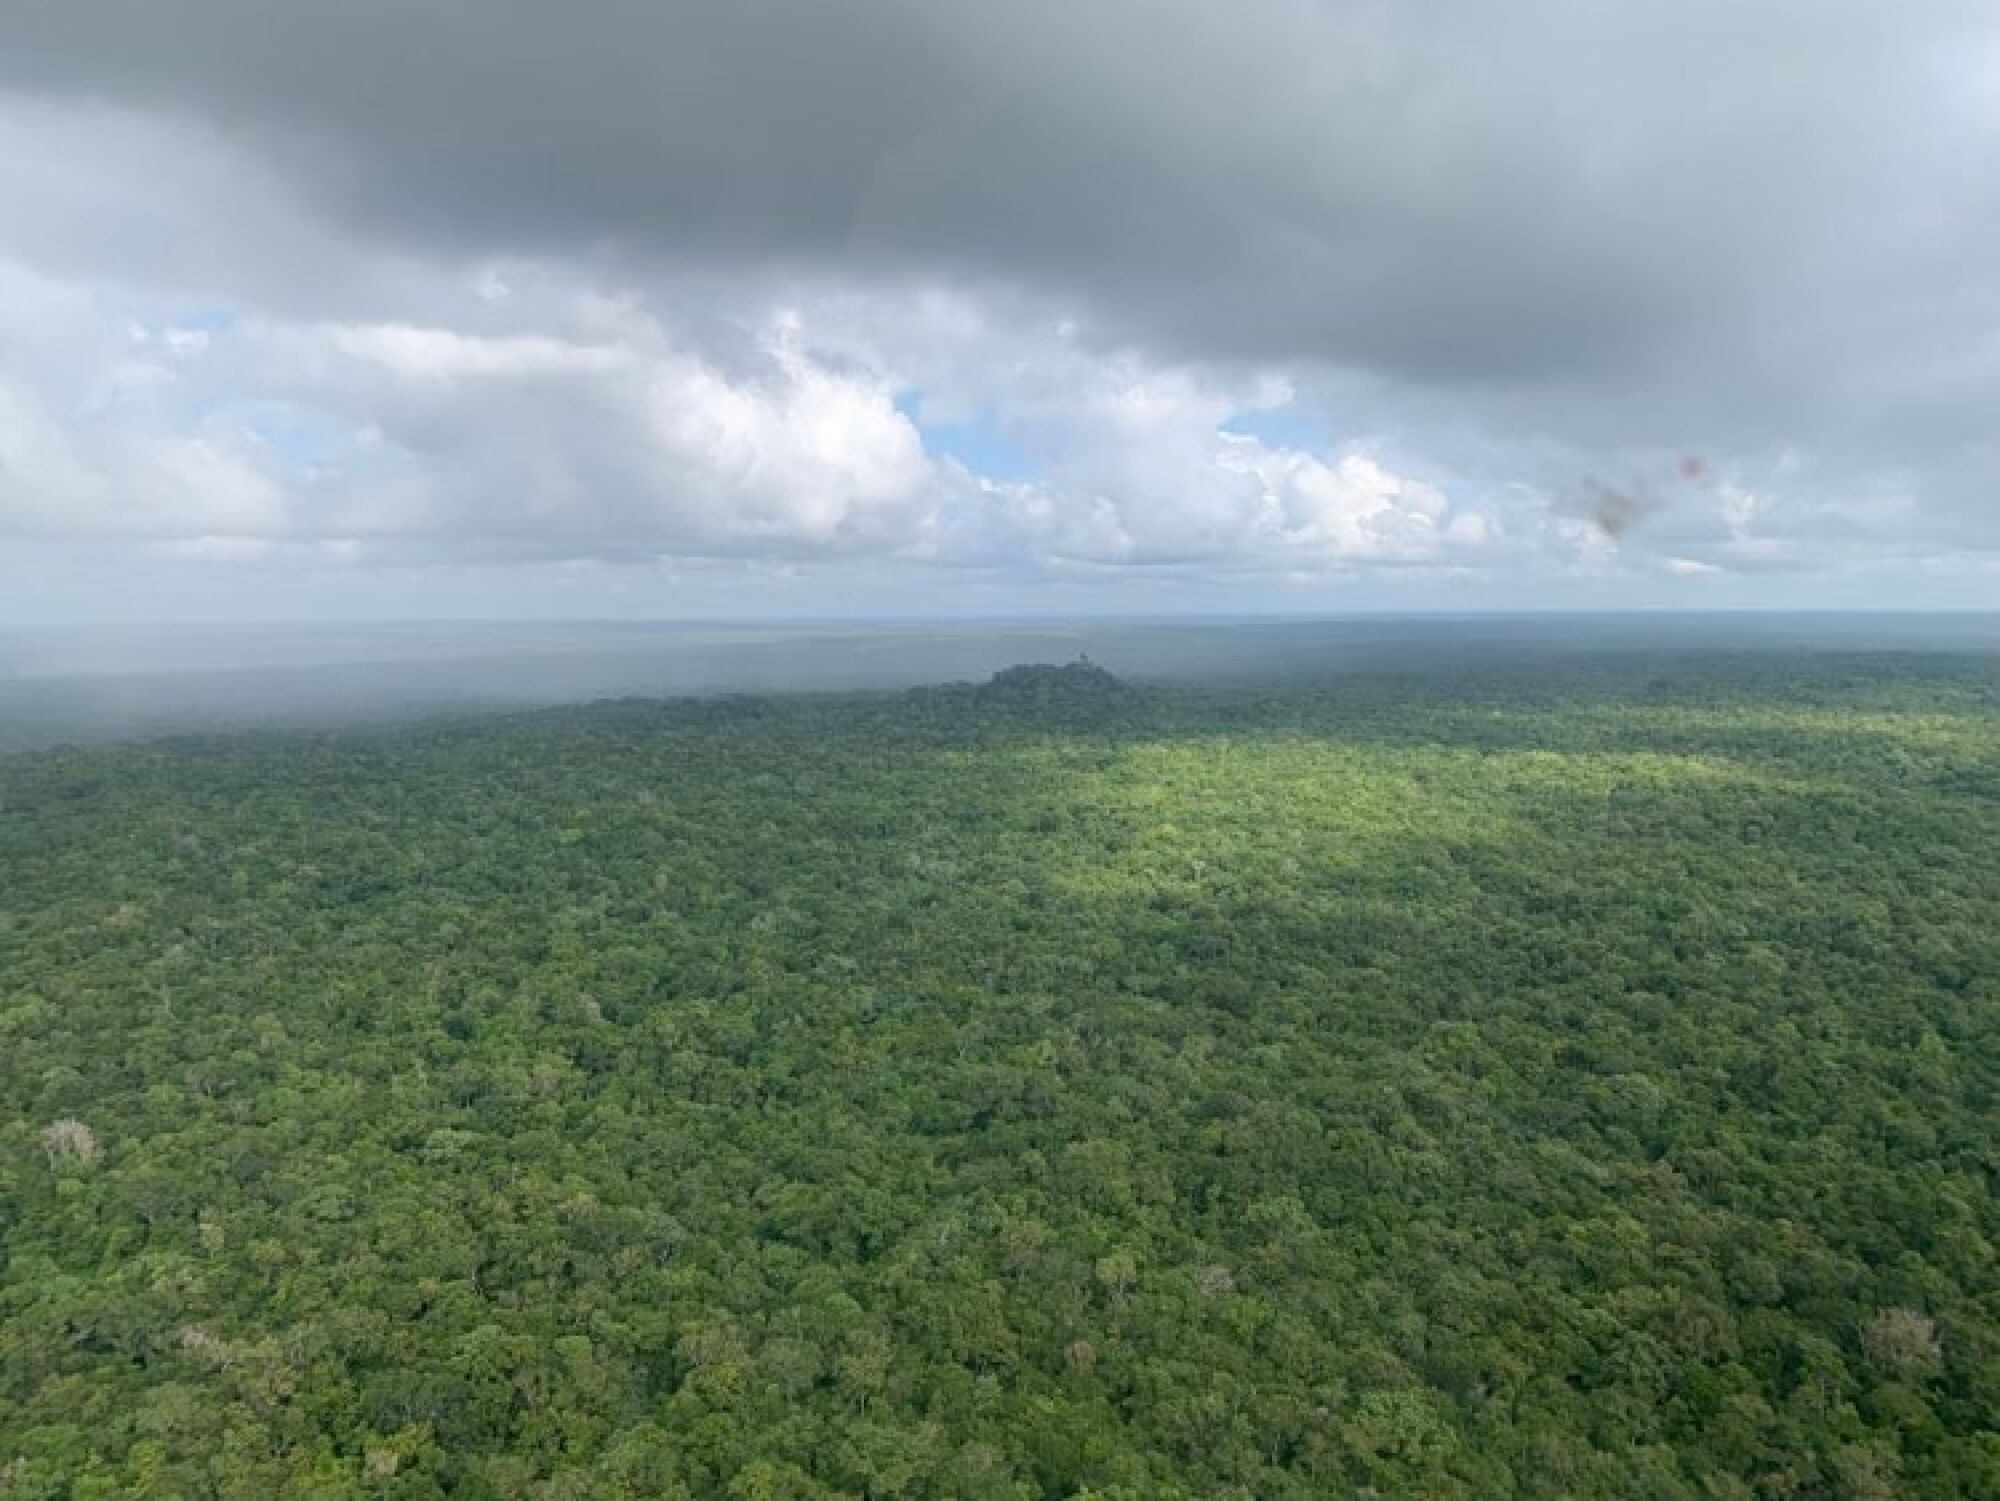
2, 652, 1997, 1498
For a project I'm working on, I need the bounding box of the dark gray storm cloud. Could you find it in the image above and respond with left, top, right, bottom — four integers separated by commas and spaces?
6, 0, 1992, 387
0, 1, 1994, 612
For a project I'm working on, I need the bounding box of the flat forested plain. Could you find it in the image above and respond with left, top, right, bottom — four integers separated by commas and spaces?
3, 649, 1997, 1498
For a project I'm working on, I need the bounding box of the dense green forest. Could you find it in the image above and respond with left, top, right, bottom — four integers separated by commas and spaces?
3, 651, 1997, 1499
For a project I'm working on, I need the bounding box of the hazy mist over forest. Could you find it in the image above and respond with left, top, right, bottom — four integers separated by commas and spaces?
0, 614, 1994, 750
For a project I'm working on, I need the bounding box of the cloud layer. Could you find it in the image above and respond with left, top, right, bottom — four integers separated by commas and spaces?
0, 2, 1995, 613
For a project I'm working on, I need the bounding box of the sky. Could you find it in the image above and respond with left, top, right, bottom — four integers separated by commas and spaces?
0, 1, 1995, 621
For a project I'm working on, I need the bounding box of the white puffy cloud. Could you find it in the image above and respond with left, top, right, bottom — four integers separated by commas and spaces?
270, 307, 940, 556
0, 187, 1486, 580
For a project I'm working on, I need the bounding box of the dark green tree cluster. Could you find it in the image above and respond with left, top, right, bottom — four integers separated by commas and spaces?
2, 653, 1997, 1497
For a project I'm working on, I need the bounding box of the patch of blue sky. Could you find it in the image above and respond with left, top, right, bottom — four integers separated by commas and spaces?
163, 299, 238, 334
897, 392, 1035, 482
232, 400, 367, 479
1218, 403, 1332, 453
115, 294, 240, 339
